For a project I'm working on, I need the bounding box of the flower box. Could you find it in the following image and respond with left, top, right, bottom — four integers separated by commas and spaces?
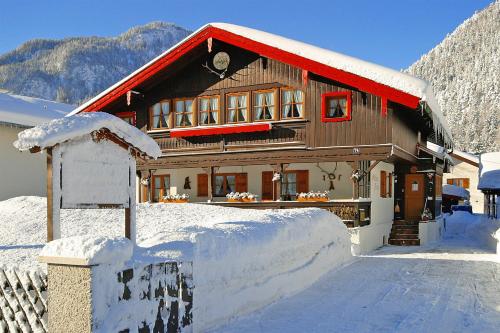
297, 197, 328, 202
162, 194, 190, 203
226, 192, 258, 203
297, 191, 329, 202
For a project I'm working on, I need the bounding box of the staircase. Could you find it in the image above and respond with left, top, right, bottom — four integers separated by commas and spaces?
388, 220, 420, 246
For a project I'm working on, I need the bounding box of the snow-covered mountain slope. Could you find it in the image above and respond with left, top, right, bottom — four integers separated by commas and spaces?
407, 1, 499, 153
0, 22, 190, 105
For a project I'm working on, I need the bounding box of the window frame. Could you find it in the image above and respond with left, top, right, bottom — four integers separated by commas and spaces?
151, 174, 171, 202
321, 91, 352, 122
252, 89, 277, 122
212, 173, 238, 197
280, 88, 305, 119
116, 111, 136, 126
226, 92, 250, 124
198, 95, 220, 126
174, 97, 196, 128
148, 100, 171, 130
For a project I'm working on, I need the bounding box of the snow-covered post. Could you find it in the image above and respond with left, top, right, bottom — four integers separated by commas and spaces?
39, 236, 133, 333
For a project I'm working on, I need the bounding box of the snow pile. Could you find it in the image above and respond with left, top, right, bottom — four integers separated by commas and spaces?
478, 152, 500, 190
0, 91, 73, 127
193, 209, 352, 332
40, 236, 133, 265
443, 184, 470, 199
13, 112, 161, 158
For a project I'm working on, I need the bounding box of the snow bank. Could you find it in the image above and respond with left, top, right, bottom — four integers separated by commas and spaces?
40, 236, 133, 265
0, 91, 73, 127
478, 152, 500, 190
13, 112, 161, 158
193, 208, 352, 332
443, 184, 470, 199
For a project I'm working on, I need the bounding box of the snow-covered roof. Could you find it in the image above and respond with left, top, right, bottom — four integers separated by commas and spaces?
478, 152, 500, 190
66, 23, 451, 141
443, 184, 470, 199
13, 112, 161, 158
451, 150, 479, 165
0, 91, 74, 127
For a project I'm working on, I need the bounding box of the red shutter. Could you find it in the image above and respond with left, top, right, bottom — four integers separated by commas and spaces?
296, 170, 309, 194
380, 171, 387, 198
197, 174, 208, 197
235, 173, 248, 192
447, 179, 453, 185
262, 171, 274, 200
463, 178, 470, 189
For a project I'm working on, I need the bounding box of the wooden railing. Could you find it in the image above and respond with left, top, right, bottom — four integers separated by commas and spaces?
207, 199, 371, 228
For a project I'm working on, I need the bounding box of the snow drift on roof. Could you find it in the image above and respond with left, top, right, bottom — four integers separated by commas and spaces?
13, 112, 161, 158
443, 184, 470, 199
0, 91, 74, 127
66, 23, 450, 141
478, 152, 500, 190
452, 150, 479, 164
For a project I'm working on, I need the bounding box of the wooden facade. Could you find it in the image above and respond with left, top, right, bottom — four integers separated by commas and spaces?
73, 25, 452, 229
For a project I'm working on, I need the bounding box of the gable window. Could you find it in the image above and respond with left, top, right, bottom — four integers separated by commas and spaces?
198, 96, 219, 125
321, 91, 352, 122
175, 98, 194, 127
116, 111, 136, 126
152, 174, 170, 202
150, 101, 171, 129
227, 93, 249, 123
253, 90, 276, 121
281, 89, 304, 119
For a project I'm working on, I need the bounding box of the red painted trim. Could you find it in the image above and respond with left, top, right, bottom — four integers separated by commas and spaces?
381, 97, 388, 117
170, 123, 272, 138
81, 26, 421, 113
116, 111, 136, 126
321, 91, 352, 122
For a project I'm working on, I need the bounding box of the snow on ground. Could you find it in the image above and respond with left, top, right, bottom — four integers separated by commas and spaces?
213, 212, 500, 333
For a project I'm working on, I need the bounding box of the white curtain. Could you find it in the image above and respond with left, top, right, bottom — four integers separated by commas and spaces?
282, 90, 292, 118
294, 90, 303, 117
238, 95, 247, 121
255, 93, 264, 120
210, 97, 218, 123
161, 102, 170, 127
153, 103, 161, 128
264, 92, 274, 119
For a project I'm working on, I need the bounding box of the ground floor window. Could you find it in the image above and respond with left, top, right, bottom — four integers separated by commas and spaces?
262, 170, 308, 201
214, 174, 237, 197
152, 175, 170, 202
282, 172, 297, 200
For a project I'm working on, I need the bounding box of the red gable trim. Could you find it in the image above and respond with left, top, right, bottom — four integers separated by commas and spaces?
81, 26, 420, 113
170, 123, 271, 138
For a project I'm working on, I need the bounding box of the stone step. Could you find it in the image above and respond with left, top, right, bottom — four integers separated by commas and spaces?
392, 225, 419, 231
390, 227, 419, 234
390, 233, 419, 239
392, 220, 419, 226
388, 239, 420, 246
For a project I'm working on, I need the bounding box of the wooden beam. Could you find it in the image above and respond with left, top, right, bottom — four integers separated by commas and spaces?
125, 208, 131, 240
46, 148, 53, 242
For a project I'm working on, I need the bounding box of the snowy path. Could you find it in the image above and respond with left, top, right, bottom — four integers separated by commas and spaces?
213, 236, 500, 333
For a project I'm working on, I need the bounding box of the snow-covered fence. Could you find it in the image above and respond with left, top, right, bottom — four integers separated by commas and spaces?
0, 268, 48, 332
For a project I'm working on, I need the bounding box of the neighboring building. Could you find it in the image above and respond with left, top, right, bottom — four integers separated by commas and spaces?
478, 152, 500, 218
0, 92, 73, 201
69, 23, 453, 248
443, 150, 483, 213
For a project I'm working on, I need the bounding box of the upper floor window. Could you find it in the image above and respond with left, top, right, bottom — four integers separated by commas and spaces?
227, 93, 248, 123
175, 98, 194, 127
253, 90, 276, 121
321, 91, 352, 122
116, 111, 136, 126
199, 96, 219, 125
150, 101, 170, 129
447, 178, 470, 189
281, 89, 304, 119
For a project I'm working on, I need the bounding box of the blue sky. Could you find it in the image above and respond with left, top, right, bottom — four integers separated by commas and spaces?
0, 0, 493, 69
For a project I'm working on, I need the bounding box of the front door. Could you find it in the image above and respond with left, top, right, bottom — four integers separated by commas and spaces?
404, 174, 424, 221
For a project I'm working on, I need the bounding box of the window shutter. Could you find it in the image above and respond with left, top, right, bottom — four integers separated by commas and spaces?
380, 171, 387, 198
297, 170, 309, 194
262, 171, 274, 200
197, 173, 208, 197
235, 173, 248, 192
463, 178, 470, 189
388, 173, 393, 198
447, 179, 453, 185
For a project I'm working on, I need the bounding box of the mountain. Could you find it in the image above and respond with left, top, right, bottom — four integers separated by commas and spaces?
0, 22, 191, 105
407, 1, 499, 154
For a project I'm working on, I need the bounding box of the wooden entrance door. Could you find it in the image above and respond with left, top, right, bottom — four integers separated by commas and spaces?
404, 174, 424, 221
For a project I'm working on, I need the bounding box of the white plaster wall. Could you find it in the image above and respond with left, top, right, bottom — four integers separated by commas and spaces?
419, 218, 444, 245
0, 126, 47, 201
153, 162, 354, 202
443, 160, 483, 213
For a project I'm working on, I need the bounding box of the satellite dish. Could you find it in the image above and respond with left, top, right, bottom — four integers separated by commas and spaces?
213, 52, 230, 70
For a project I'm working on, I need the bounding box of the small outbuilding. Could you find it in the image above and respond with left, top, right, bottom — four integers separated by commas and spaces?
478, 152, 500, 218
442, 184, 470, 213
14, 112, 161, 243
